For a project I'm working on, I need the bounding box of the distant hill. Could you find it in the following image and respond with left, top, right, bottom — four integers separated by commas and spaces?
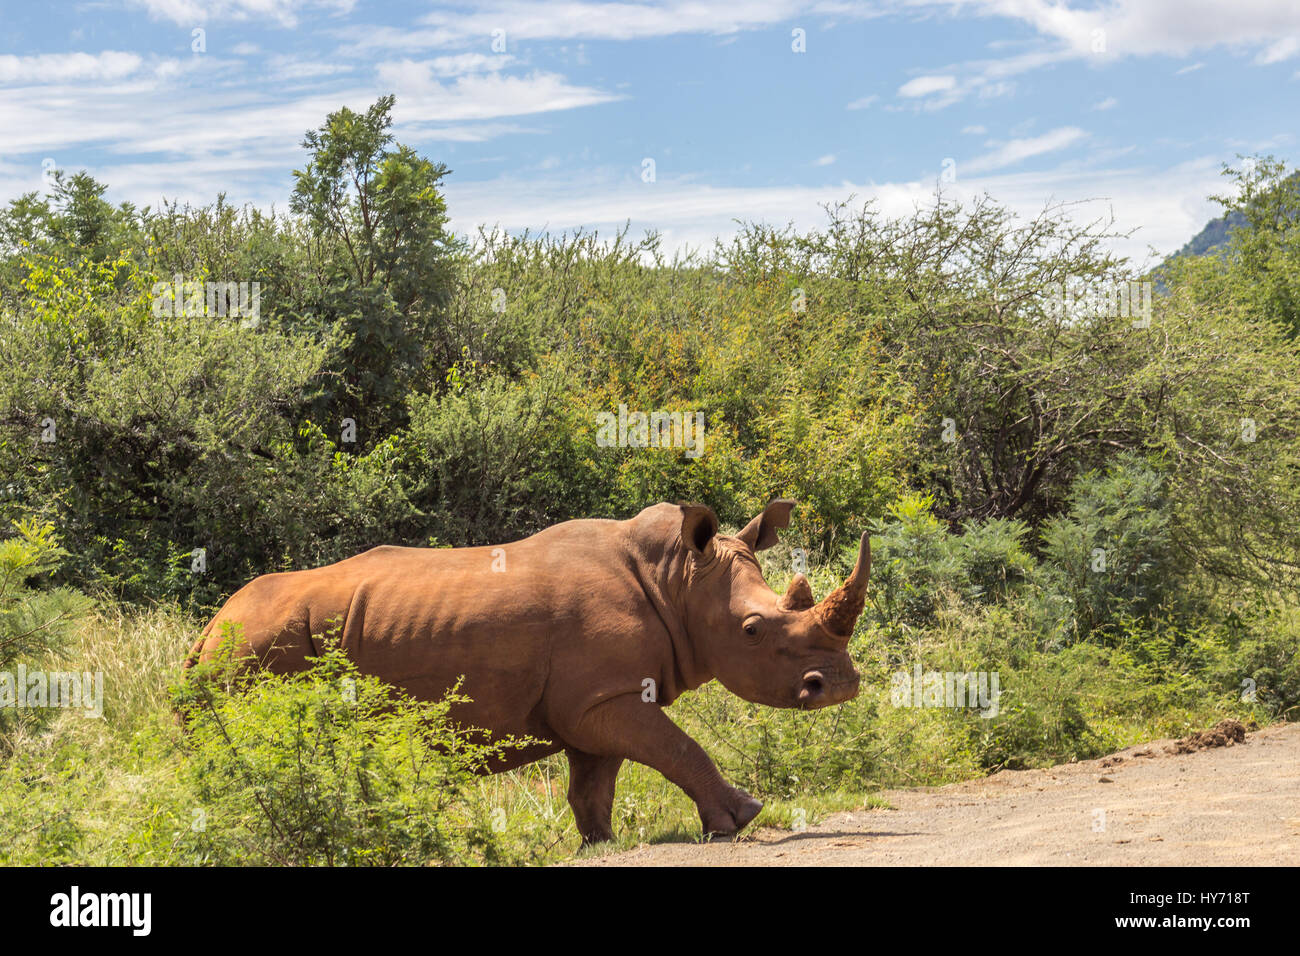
1170, 209, 1246, 259
1165, 170, 1300, 263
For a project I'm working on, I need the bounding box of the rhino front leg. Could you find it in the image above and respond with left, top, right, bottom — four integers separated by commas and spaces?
565, 749, 623, 846
565, 696, 762, 840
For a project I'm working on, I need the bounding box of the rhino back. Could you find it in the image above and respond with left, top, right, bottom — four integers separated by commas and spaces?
205, 516, 678, 746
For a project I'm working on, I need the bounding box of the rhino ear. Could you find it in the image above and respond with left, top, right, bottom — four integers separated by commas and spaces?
678, 503, 718, 556
738, 498, 796, 552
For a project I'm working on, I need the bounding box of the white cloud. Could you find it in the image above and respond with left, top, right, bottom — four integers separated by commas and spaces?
846, 94, 877, 110
898, 74, 957, 97
342, 0, 881, 52
442, 156, 1225, 266
956, 0, 1300, 59
979, 80, 1015, 99
320, 0, 1300, 93
893, 73, 965, 110
813, 153, 836, 166
327, 0, 1300, 66
1255, 37, 1299, 65
0, 52, 147, 84
0, 61, 615, 163
374, 65, 622, 122
426, 53, 516, 77
129, 0, 356, 28
1092, 96, 1117, 110
391, 122, 544, 142
316, 0, 1300, 92
962, 127, 1088, 175
268, 56, 355, 80
892, 1, 1300, 103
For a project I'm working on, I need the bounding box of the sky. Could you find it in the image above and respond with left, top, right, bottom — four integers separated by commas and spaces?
1, 0, 1298, 265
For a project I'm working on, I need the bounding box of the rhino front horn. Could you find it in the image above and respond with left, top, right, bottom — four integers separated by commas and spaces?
813, 532, 871, 642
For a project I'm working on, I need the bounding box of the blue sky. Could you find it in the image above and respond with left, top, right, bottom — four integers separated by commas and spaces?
2, 0, 1297, 264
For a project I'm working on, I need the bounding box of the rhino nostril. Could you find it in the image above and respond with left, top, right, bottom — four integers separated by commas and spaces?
799, 671, 825, 701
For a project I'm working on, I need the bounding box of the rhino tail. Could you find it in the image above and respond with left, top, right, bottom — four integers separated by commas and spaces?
174, 621, 219, 731
181, 634, 206, 674
181, 617, 216, 675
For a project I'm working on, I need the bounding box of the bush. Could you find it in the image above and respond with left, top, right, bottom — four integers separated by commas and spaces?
0, 519, 91, 745
1203, 599, 1300, 719
1038, 455, 1184, 641
868, 493, 1035, 632
0, 253, 332, 606
173, 642, 533, 865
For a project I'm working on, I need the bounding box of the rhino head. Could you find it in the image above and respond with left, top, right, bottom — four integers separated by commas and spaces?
677, 499, 867, 710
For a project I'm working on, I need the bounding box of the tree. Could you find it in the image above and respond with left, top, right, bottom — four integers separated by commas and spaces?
1207, 156, 1300, 338
290, 96, 461, 443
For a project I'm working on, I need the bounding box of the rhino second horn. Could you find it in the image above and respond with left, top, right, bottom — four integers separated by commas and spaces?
813, 532, 871, 641
778, 573, 815, 611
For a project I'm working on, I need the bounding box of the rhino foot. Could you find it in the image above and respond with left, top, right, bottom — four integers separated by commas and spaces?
700, 787, 763, 840
578, 827, 615, 848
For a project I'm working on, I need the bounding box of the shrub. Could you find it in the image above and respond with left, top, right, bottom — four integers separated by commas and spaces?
173, 643, 533, 865
0, 253, 332, 606
1038, 455, 1183, 641
0, 519, 91, 745
868, 493, 1035, 632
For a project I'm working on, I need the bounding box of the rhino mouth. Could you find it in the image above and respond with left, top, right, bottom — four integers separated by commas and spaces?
797, 669, 860, 709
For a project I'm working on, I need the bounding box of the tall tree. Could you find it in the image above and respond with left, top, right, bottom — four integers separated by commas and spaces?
291, 96, 460, 444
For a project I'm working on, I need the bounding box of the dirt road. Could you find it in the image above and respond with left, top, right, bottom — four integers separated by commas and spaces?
582, 720, 1300, 866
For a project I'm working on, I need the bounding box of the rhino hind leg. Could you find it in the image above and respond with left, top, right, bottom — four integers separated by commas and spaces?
565, 749, 623, 845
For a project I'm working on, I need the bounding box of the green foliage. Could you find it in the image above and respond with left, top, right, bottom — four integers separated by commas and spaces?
0, 519, 91, 743
290, 95, 461, 438
173, 642, 531, 865
399, 358, 589, 544
1039, 455, 1182, 640
1202, 599, 1300, 719
0, 252, 344, 604
0, 171, 144, 269
869, 493, 1035, 631
1207, 158, 1300, 337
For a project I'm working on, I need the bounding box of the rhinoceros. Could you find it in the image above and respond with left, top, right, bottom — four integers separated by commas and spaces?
184, 499, 868, 843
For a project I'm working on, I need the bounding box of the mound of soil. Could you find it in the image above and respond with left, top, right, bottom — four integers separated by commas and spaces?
1167, 718, 1248, 754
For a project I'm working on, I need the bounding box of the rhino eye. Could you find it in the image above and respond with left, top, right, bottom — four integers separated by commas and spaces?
742, 617, 763, 640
